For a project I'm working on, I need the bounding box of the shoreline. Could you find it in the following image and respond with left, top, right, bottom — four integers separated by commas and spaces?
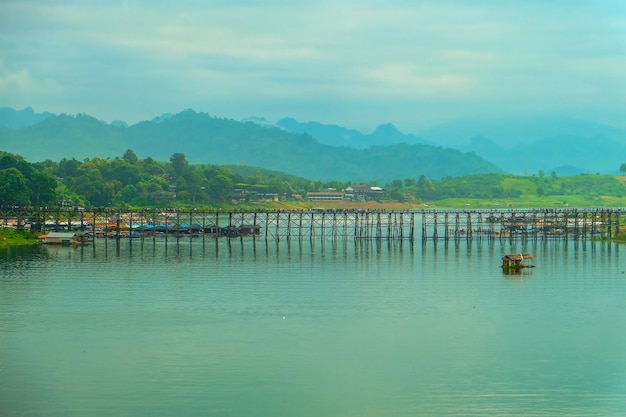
0, 230, 40, 249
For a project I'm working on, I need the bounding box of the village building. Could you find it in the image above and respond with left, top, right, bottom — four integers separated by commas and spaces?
306, 191, 345, 201
344, 184, 384, 201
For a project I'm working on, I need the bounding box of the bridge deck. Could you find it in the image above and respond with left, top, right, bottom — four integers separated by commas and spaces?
1, 207, 622, 242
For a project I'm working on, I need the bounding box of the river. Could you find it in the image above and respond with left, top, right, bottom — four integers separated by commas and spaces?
1, 237, 626, 416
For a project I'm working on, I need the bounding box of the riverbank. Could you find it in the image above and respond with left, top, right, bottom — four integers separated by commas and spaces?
258, 195, 626, 211
0, 229, 40, 249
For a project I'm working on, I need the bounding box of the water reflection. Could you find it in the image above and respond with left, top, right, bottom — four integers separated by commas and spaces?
2, 235, 625, 416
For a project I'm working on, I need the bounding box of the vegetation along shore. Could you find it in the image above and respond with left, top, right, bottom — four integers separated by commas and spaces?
4, 148, 626, 246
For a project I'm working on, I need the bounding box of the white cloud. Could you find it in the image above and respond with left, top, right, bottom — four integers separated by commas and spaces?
0, 59, 64, 107
0, 0, 625, 130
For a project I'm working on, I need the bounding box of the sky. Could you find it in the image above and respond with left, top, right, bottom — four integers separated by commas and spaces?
1, 0, 626, 133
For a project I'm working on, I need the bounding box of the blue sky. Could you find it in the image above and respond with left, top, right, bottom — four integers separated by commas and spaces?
1, 0, 625, 132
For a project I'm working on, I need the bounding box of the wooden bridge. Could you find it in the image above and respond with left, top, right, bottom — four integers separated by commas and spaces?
1, 207, 622, 242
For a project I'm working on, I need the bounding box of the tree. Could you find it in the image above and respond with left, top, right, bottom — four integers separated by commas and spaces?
29, 170, 57, 206
57, 158, 82, 178
122, 149, 139, 164
73, 164, 106, 206
207, 174, 233, 202
170, 153, 189, 178
417, 175, 435, 199
121, 184, 138, 203
0, 153, 29, 172
103, 159, 141, 186
141, 157, 166, 176
620, 163, 626, 174
0, 168, 30, 205
186, 168, 208, 203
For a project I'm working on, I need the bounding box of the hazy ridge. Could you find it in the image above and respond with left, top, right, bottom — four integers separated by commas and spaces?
0, 108, 500, 182
2, 106, 625, 180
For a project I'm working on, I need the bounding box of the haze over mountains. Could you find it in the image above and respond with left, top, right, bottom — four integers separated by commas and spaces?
1, 107, 624, 181
275, 115, 626, 176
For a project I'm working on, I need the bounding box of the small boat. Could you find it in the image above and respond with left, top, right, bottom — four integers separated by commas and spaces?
501, 253, 535, 269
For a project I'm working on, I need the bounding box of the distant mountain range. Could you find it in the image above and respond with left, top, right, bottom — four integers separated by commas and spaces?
273, 115, 626, 175
2, 106, 625, 178
419, 117, 626, 175
0, 107, 54, 129
0, 108, 500, 182
273, 117, 430, 149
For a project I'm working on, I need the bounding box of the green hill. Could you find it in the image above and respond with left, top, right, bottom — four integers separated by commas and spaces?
0, 109, 501, 182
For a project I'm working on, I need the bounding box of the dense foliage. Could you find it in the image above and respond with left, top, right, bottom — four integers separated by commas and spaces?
0, 153, 57, 206
2, 150, 626, 208
27, 150, 326, 207
384, 172, 626, 203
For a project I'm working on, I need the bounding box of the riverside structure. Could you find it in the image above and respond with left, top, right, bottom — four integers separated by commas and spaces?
1, 207, 622, 243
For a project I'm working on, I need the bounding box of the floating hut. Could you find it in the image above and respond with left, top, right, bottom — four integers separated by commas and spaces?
41, 231, 88, 245
501, 254, 534, 269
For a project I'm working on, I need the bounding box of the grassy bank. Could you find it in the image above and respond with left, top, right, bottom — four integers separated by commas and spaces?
0, 229, 40, 248
257, 195, 626, 211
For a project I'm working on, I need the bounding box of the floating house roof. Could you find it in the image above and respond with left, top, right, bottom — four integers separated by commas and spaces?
502, 254, 533, 261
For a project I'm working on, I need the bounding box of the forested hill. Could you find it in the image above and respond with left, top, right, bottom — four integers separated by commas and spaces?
0, 109, 502, 182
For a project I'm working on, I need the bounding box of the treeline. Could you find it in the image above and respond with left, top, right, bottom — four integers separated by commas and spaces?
383, 172, 626, 202
0, 152, 57, 206
2, 150, 316, 208
1, 150, 625, 208
384, 172, 626, 202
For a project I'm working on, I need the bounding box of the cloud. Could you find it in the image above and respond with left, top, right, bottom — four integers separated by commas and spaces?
0, 59, 64, 108
1, 0, 625, 130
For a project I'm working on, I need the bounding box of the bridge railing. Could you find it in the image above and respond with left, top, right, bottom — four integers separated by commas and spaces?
0, 207, 621, 242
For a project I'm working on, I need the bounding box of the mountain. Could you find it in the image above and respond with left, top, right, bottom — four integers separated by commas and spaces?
275, 118, 431, 148
6, 106, 622, 178
0, 109, 501, 182
449, 132, 625, 175
268, 115, 626, 175
1, 113, 126, 159
0, 107, 54, 129
498, 134, 626, 175
419, 116, 626, 148
241, 116, 275, 129
416, 116, 626, 174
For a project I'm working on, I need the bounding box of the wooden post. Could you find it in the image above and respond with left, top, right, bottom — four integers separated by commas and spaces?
129, 211, 134, 239
253, 212, 258, 242
115, 210, 121, 240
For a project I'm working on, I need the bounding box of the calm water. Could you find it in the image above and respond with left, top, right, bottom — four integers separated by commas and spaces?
1, 237, 626, 416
